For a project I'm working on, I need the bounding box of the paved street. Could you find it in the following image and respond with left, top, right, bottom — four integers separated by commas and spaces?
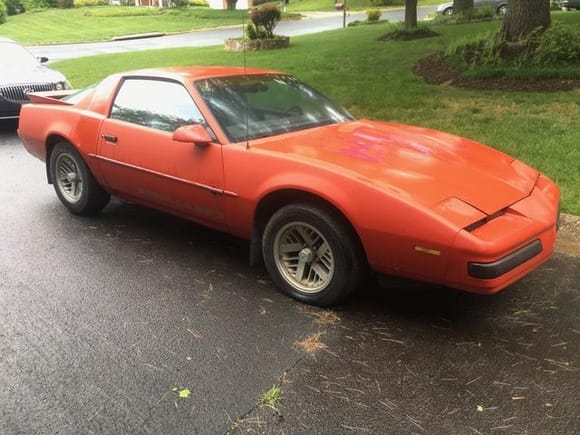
1, 123, 578, 434
27, 7, 437, 62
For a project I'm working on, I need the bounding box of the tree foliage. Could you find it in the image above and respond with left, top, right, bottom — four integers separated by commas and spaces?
249, 4, 281, 39
6, 0, 24, 14
0, 0, 7, 24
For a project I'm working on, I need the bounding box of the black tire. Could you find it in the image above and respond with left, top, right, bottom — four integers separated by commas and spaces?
49, 142, 110, 215
443, 7, 453, 15
497, 4, 507, 15
262, 203, 365, 307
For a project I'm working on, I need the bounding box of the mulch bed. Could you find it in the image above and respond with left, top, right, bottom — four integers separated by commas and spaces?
413, 53, 580, 92
377, 29, 439, 42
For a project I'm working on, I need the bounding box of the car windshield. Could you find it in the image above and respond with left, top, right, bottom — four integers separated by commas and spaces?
194, 74, 354, 142
0, 42, 41, 69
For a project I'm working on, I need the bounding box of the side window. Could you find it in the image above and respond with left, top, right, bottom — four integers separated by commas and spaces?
110, 79, 205, 132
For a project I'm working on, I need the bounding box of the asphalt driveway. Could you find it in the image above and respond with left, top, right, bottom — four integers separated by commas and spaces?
1, 122, 578, 434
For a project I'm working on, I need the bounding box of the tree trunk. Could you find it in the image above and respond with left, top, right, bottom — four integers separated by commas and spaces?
453, 0, 473, 15
500, 0, 551, 42
404, 0, 417, 30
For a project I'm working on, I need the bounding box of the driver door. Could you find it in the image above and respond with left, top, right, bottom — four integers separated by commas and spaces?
96, 77, 227, 230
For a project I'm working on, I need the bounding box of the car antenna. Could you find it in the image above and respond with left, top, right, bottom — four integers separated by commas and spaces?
242, 8, 251, 150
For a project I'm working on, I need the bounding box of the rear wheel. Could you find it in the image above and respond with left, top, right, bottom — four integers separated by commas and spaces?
443, 7, 453, 15
50, 142, 110, 215
262, 203, 365, 307
497, 4, 507, 15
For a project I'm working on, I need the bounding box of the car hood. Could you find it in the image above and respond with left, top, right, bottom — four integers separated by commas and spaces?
0, 65, 67, 86
251, 120, 538, 216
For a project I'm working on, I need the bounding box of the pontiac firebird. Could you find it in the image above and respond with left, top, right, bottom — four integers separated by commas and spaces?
17, 67, 560, 306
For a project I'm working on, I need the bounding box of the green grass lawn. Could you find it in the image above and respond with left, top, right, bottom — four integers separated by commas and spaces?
0, 1, 437, 44
51, 15, 580, 214
0, 6, 299, 44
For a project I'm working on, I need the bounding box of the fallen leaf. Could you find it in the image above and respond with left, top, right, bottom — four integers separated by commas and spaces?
179, 388, 191, 398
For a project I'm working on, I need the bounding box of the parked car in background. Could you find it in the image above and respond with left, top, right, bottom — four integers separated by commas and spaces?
0, 38, 70, 120
436, 0, 508, 15
560, 0, 580, 10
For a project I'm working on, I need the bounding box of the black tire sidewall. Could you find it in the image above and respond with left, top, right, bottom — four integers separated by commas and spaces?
262, 204, 362, 307
50, 142, 108, 215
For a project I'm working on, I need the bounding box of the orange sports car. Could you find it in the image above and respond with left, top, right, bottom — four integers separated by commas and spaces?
18, 67, 560, 306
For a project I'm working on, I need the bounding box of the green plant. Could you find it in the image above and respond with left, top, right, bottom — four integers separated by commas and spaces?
366, 8, 380, 22
58, 0, 73, 7
260, 385, 282, 411
245, 21, 257, 39
188, 0, 208, 5
444, 30, 503, 67
432, 5, 497, 25
22, 0, 57, 9
6, 0, 24, 14
0, 0, 7, 23
532, 23, 580, 66
249, 4, 281, 39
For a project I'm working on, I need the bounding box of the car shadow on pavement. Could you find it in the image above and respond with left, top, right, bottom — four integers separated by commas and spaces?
92, 198, 507, 329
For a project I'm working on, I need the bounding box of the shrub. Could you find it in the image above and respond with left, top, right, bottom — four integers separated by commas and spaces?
432, 5, 497, 25
444, 31, 502, 66
367, 8, 381, 22
6, 0, 24, 14
188, 0, 208, 6
249, 4, 280, 39
532, 23, 580, 66
245, 21, 257, 39
58, 0, 73, 7
444, 23, 580, 71
0, 0, 7, 24
22, 0, 57, 9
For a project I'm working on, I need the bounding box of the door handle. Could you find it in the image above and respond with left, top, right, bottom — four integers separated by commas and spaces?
101, 134, 117, 143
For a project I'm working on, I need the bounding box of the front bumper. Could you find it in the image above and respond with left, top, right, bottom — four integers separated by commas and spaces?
445, 174, 560, 294
0, 99, 22, 120
468, 239, 543, 279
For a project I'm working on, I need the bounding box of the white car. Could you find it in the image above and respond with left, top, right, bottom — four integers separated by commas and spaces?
436, 0, 508, 16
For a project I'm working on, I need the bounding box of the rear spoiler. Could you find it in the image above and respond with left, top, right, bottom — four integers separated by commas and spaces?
26, 90, 76, 105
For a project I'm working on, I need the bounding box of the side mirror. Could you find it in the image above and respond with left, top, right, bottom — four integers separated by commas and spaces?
38, 56, 49, 63
172, 124, 212, 147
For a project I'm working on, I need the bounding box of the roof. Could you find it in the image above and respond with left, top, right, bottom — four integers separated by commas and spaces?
120, 66, 282, 82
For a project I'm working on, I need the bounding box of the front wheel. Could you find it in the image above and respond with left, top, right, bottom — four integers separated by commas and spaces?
497, 4, 507, 15
262, 203, 365, 307
50, 142, 110, 215
443, 7, 453, 15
